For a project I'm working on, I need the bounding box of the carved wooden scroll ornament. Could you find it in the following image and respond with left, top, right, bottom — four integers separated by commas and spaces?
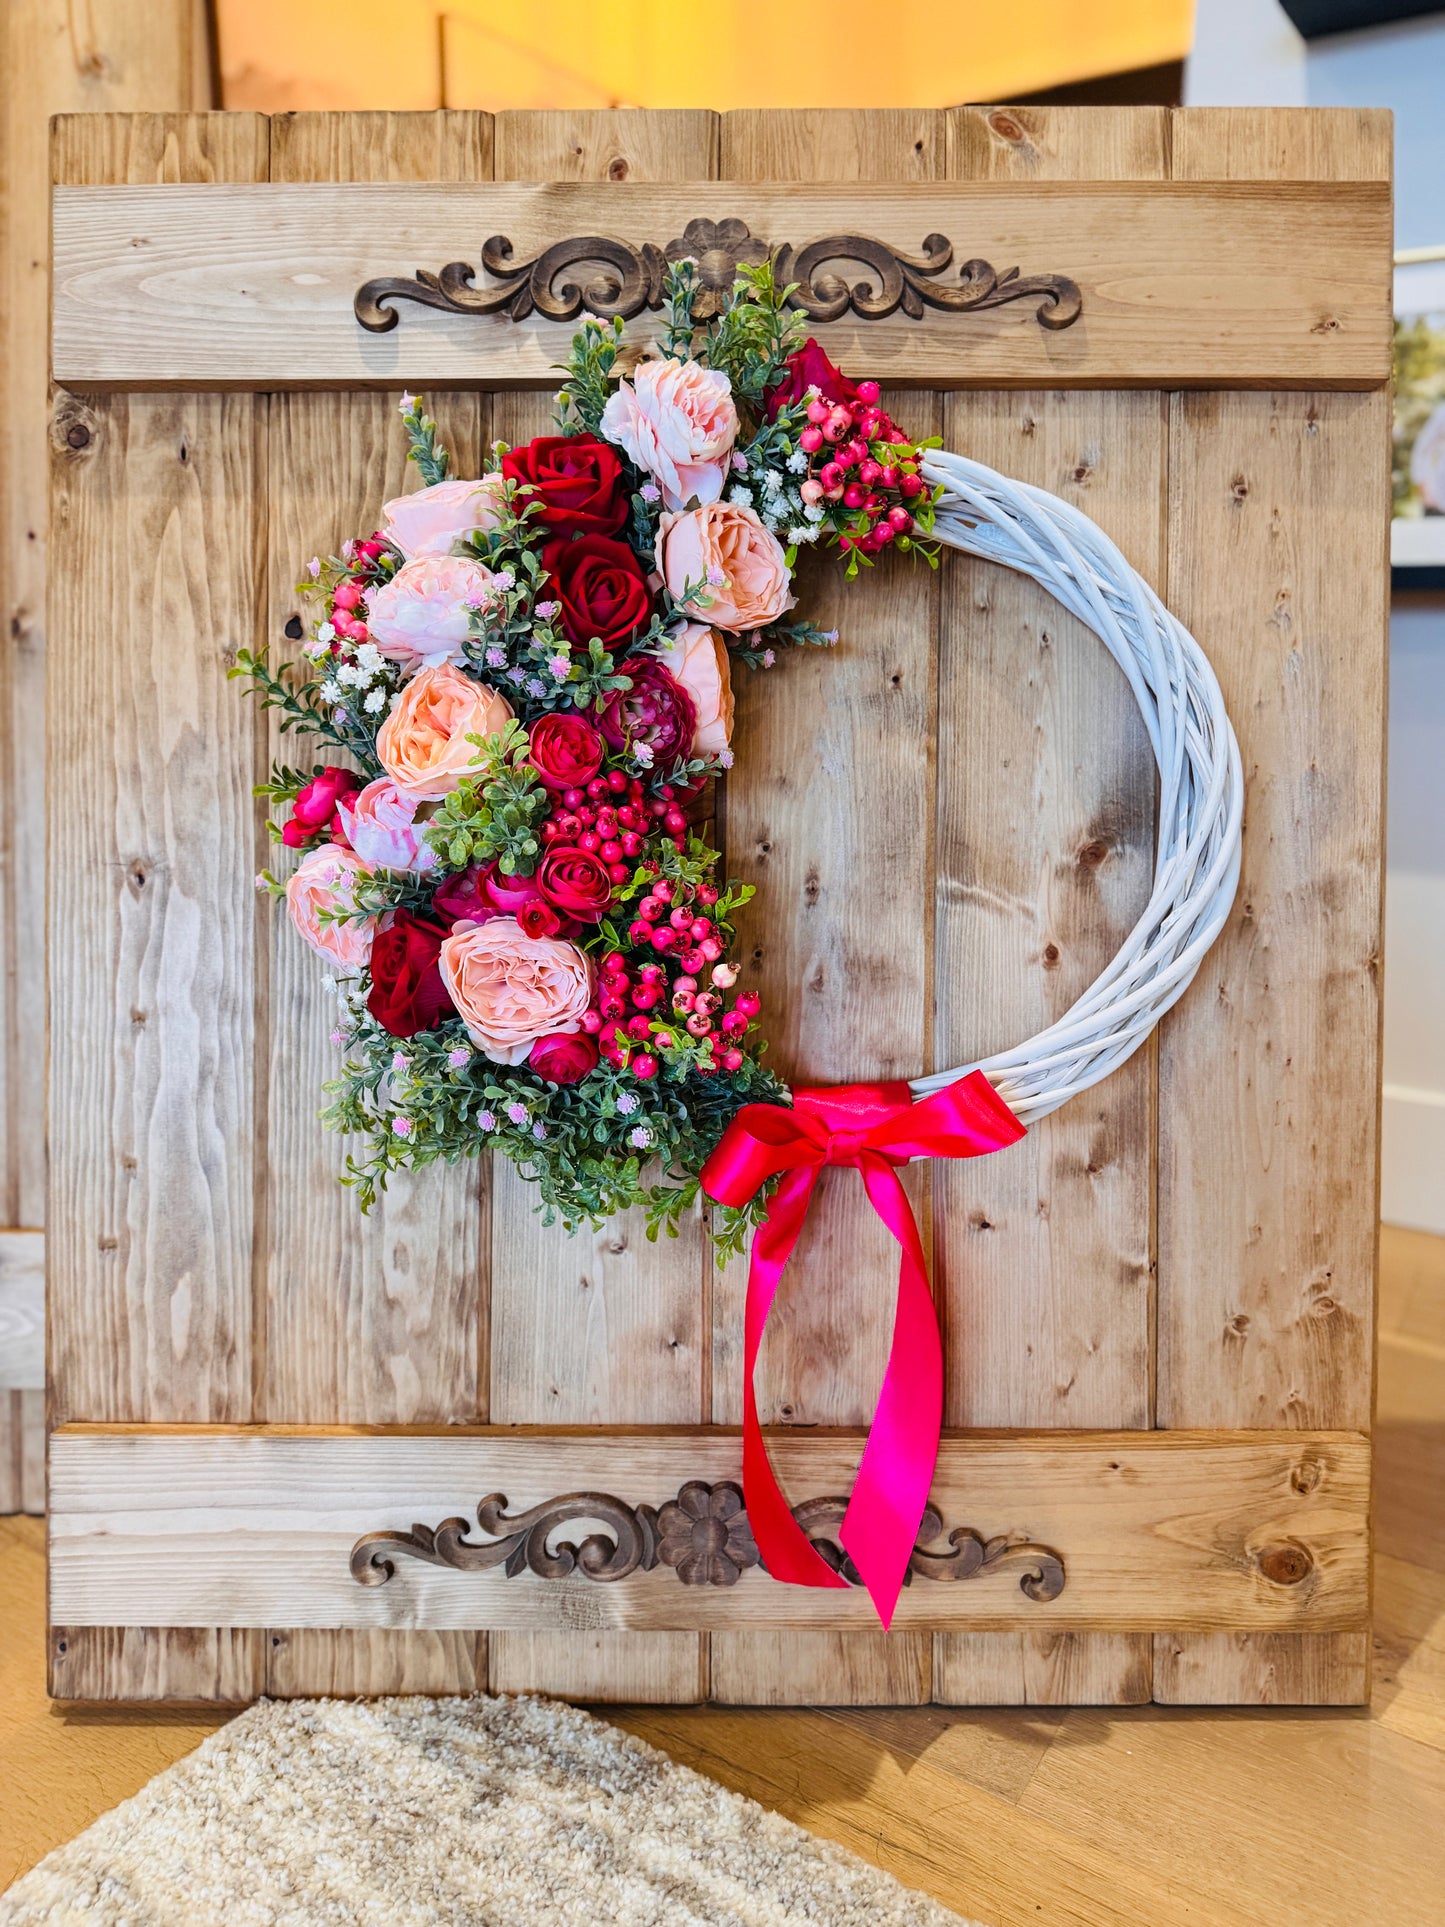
354, 216, 1082, 334
350, 1479, 1067, 1600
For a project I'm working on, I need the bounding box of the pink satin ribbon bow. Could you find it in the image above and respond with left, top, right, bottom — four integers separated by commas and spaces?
700, 1070, 1026, 1629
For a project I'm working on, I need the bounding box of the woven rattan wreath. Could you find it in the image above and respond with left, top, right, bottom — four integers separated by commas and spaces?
235, 259, 1242, 1625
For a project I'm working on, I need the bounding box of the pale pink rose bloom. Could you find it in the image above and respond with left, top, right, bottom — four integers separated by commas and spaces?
285, 844, 375, 970
657, 502, 795, 631
657, 622, 734, 757
376, 663, 514, 802
335, 777, 437, 874
365, 555, 499, 673
1410, 401, 1445, 513
439, 916, 594, 1065
600, 356, 738, 510
380, 475, 507, 560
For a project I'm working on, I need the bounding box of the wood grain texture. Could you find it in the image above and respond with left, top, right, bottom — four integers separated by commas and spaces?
48, 1626, 263, 1703
709, 107, 945, 1709
49, 179, 1393, 391
487, 1633, 704, 1704
47, 1428, 1370, 1634
948, 105, 1169, 181
1154, 108, 1389, 1710
265, 1628, 484, 1698
0, 1230, 44, 1389
931, 104, 1167, 1710
3, 33, 216, 1232
710, 1632, 931, 1707
485, 113, 715, 1698
0, 1390, 45, 1514
494, 109, 717, 181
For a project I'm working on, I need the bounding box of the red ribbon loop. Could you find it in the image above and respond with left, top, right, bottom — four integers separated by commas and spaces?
700, 1069, 1026, 1628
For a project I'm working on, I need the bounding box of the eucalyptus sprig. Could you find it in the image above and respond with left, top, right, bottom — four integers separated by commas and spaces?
400, 391, 450, 486
424, 721, 549, 875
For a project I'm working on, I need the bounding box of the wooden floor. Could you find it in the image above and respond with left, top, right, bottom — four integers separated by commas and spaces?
2, 1226, 1442, 1925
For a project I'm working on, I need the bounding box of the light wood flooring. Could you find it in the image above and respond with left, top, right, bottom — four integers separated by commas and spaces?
3, 1225, 1443, 1925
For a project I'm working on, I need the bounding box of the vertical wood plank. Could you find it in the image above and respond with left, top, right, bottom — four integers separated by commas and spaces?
46, 109, 269, 1703
3, 11, 213, 1235
487, 109, 717, 1702
0, 1390, 45, 1515
709, 108, 942, 1705
260, 111, 495, 1700
1156, 105, 1388, 1707
930, 105, 1169, 1710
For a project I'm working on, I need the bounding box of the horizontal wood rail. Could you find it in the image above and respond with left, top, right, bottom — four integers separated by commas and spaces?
51, 179, 1391, 390
49, 1427, 1369, 1635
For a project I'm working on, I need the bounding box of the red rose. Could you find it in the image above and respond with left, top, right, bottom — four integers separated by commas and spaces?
516, 897, 564, 940
764, 337, 861, 422
536, 844, 613, 921
502, 434, 629, 538
529, 1030, 599, 1085
283, 766, 360, 847
527, 712, 605, 792
596, 656, 696, 768
366, 910, 453, 1038
541, 535, 652, 652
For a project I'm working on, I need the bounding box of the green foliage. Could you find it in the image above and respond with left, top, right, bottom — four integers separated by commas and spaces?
228, 647, 382, 774
699, 259, 808, 406
555, 315, 627, 437
424, 721, 550, 875
400, 392, 450, 486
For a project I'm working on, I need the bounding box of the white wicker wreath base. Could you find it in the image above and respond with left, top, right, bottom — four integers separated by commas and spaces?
911, 450, 1244, 1128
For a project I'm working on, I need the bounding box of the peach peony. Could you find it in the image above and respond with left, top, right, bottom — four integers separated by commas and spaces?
657, 502, 795, 632
335, 776, 437, 874
285, 844, 375, 970
366, 555, 500, 673
439, 916, 594, 1065
380, 475, 506, 560
376, 664, 514, 802
600, 357, 738, 510
657, 622, 734, 757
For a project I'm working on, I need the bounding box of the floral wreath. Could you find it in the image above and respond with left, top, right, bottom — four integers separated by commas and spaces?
236, 260, 1242, 1626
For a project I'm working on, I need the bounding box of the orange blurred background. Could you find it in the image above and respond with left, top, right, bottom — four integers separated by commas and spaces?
218, 0, 1197, 112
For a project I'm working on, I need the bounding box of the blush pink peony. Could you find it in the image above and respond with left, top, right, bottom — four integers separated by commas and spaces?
376, 663, 514, 802
657, 502, 795, 631
657, 622, 734, 757
335, 777, 437, 874
285, 844, 375, 970
600, 357, 738, 510
380, 475, 506, 560
365, 555, 500, 672
438, 915, 595, 1065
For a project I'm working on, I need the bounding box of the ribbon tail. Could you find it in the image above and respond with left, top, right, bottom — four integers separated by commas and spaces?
742, 1163, 851, 1592
838, 1157, 942, 1629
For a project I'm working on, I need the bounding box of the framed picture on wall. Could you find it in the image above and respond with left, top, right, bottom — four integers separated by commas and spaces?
1394, 252, 1445, 587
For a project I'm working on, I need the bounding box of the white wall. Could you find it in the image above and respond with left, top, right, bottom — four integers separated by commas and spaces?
1188, 0, 1445, 1232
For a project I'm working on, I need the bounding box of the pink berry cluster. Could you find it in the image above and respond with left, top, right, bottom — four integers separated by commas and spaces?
323, 536, 387, 648
590, 874, 762, 1080
538, 772, 693, 894
795, 378, 929, 559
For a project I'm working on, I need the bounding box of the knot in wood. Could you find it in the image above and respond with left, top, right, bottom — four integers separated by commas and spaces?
1257, 1541, 1313, 1586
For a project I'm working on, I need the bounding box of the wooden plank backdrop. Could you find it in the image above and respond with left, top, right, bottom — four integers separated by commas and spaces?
45, 105, 1390, 1708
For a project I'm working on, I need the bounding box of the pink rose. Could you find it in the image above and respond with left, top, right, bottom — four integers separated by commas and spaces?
656, 622, 734, 757
335, 777, 437, 874
365, 556, 500, 672
439, 915, 594, 1065
1410, 401, 1445, 513
657, 503, 795, 632
600, 357, 738, 510
376, 664, 514, 802
285, 844, 375, 970
380, 475, 507, 560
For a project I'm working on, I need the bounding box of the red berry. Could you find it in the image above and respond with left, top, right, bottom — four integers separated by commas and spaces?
844, 484, 868, 510
607, 861, 629, 885
563, 788, 584, 809
638, 899, 663, 922
856, 378, 880, 405
627, 919, 651, 944
669, 906, 693, 931
631, 985, 660, 1011
586, 777, 608, 799
720, 1048, 744, 1072
899, 474, 924, 500
606, 768, 628, 792
735, 990, 761, 1017
580, 1009, 603, 1034
600, 840, 623, 863
799, 425, 824, 453
721, 1010, 748, 1035
696, 884, 718, 906
887, 506, 913, 533
620, 832, 644, 857
632, 1053, 659, 1080
602, 951, 626, 974
651, 926, 676, 951
626, 1014, 651, 1039
664, 809, 688, 835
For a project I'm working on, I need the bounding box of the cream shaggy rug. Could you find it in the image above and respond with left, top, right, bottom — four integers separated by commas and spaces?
0, 1694, 979, 1926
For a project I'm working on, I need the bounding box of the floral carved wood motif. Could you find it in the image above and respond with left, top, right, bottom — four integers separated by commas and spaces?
349, 1480, 1068, 1599
353, 218, 1084, 333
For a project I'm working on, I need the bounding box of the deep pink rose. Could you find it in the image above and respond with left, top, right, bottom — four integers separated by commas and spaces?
433, 861, 573, 936
527, 712, 605, 792
764, 337, 861, 421
536, 844, 613, 921
283, 766, 361, 848
596, 656, 696, 767
529, 1030, 599, 1084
